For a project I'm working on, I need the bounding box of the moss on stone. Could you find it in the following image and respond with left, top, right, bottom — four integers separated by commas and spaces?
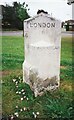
24, 68, 59, 97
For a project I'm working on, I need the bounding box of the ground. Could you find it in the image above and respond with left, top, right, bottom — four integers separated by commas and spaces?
0, 36, 73, 119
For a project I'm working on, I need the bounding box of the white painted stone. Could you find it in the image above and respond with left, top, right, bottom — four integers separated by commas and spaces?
23, 12, 61, 97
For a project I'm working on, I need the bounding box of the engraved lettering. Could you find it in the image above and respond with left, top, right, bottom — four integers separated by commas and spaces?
30, 23, 33, 27
34, 23, 37, 27
47, 23, 50, 28
29, 22, 55, 28
38, 23, 41, 27
43, 23, 46, 27
51, 23, 55, 27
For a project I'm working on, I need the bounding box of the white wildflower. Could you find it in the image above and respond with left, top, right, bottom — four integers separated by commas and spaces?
16, 86, 18, 88
14, 112, 18, 115
20, 109, 23, 112
36, 112, 39, 115
16, 114, 19, 117
22, 92, 25, 95
16, 91, 18, 94
24, 96, 26, 99
21, 89, 24, 92
19, 92, 21, 94
15, 81, 18, 85
14, 112, 19, 117
16, 106, 18, 108
21, 98, 23, 101
32, 112, 37, 118
11, 115, 14, 119
34, 114, 37, 118
33, 112, 35, 115
13, 79, 16, 82
23, 107, 26, 111
26, 98, 29, 101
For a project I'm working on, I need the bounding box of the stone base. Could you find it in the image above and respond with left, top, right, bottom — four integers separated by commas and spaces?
23, 62, 60, 97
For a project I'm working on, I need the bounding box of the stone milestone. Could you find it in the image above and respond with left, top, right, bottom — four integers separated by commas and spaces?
23, 11, 61, 97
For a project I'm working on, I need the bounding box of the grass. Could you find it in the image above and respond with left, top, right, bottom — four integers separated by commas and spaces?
1, 36, 73, 119
2, 36, 24, 70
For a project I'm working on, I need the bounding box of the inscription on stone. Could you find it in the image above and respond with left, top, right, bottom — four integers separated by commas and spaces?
29, 22, 55, 28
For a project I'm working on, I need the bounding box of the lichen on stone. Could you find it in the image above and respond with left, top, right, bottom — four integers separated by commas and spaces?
24, 68, 59, 97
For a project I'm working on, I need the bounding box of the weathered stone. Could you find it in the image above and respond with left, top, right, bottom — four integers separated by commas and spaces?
23, 11, 61, 97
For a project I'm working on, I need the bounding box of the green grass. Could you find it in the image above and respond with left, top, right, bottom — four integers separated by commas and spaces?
2, 36, 24, 70
61, 37, 72, 66
1, 36, 73, 119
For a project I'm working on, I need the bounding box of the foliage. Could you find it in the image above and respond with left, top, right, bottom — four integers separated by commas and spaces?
14, 2, 30, 22
2, 2, 30, 30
